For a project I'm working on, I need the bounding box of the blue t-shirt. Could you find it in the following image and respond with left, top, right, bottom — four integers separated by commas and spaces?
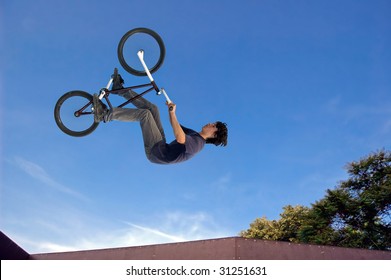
149, 126, 205, 164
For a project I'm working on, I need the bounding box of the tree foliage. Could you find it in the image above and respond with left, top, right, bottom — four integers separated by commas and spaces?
241, 150, 391, 250
240, 205, 310, 242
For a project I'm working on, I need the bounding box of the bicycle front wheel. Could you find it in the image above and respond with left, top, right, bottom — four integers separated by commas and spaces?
117, 27, 165, 76
54, 90, 99, 137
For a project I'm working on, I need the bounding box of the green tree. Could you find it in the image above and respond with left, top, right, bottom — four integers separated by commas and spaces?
240, 216, 279, 240
278, 205, 310, 242
299, 150, 391, 250
241, 150, 391, 250
240, 205, 310, 242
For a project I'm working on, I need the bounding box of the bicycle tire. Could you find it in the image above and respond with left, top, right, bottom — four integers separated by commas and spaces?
54, 90, 99, 137
117, 27, 165, 76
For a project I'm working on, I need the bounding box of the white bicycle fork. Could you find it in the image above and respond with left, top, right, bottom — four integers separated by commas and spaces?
137, 50, 173, 105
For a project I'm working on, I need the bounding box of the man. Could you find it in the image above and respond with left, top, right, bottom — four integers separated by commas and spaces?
93, 70, 228, 164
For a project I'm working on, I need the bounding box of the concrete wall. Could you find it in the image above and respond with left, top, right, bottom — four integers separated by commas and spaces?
2, 230, 390, 260
31, 237, 391, 260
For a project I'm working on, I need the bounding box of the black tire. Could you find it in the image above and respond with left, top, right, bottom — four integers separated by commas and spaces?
54, 90, 99, 137
117, 27, 165, 76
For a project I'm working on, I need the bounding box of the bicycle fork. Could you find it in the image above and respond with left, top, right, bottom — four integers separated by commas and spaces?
137, 50, 173, 110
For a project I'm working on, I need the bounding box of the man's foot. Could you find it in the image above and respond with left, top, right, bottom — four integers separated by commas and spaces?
112, 68, 124, 90
92, 94, 107, 122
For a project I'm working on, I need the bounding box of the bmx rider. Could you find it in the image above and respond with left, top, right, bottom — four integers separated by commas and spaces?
93, 71, 228, 164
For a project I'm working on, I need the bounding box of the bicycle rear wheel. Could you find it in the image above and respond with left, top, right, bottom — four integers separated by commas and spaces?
117, 27, 165, 76
54, 90, 99, 137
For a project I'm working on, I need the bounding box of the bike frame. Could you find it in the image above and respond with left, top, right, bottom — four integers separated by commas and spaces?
97, 50, 172, 111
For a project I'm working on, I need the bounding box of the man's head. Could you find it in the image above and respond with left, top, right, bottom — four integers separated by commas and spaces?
201, 121, 228, 147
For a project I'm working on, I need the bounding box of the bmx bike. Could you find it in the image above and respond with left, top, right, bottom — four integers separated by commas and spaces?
54, 27, 171, 137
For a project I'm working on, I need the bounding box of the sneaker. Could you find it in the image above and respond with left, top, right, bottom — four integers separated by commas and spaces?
92, 94, 107, 122
111, 68, 124, 90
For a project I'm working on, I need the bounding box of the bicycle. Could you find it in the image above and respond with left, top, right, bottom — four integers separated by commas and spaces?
54, 27, 172, 137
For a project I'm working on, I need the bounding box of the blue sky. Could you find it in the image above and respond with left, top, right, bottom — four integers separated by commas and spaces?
1, 0, 390, 254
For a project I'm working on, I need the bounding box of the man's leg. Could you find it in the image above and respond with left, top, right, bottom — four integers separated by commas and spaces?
112, 70, 165, 139
117, 89, 165, 140
106, 107, 164, 159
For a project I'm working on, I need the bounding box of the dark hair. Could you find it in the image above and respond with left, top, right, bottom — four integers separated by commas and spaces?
206, 121, 228, 147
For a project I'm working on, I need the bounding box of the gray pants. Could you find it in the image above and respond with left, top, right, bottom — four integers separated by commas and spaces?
106, 90, 166, 159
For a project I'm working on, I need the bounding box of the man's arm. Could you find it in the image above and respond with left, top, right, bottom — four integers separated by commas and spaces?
168, 103, 186, 144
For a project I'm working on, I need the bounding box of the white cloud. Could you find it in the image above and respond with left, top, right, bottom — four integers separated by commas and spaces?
125, 223, 186, 243
31, 241, 78, 254
12, 156, 88, 201
211, 173, 232, 191
7, 162, 233, 254
20, 211, 232, 254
